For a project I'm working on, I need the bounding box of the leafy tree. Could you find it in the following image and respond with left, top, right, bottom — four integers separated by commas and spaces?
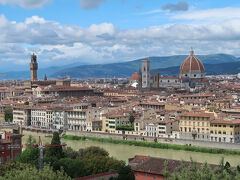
4, 109, 13, 122
24, 101, 29, 105
80, 146, 109, 158
53, 158, 85, 178
17, 147, 39, 168
0, 162, 31, 177
0, 164, 70, 180
82, 155, 124, 176
129, 114, 135, 126
209, 106, 215, 112
63, 147, 80, 159
117, 165, 135, 180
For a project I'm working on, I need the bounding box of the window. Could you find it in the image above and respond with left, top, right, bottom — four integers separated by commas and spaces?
202, 122, 204, 127
189, 128, 191, 132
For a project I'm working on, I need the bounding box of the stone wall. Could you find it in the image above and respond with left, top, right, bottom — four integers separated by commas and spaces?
65, 130, 240, 151
21, 128, 240, 151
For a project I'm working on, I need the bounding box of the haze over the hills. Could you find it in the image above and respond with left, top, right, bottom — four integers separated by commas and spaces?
1, 54, 239, 79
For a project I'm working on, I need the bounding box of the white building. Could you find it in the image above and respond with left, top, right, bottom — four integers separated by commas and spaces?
67, 103, 88, 131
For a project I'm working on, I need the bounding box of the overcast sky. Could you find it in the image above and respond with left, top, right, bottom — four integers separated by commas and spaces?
0, 0, 240, 70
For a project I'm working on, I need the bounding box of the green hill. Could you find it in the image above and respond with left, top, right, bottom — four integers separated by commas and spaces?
52, 54, 239, 78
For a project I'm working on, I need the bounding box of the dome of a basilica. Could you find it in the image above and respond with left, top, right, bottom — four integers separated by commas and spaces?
179, 48, 205, 79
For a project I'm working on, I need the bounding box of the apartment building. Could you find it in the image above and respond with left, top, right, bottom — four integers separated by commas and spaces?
31, 107, 50, 128
13, 105, 31, 126
67, 103, 88, 131
210, 119, 240, 143
102, 111, 131, 133
179, 112, 214, 141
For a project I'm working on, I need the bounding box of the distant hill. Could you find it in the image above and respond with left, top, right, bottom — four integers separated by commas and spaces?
1, 54, 239, 79
152, 61, 240, 76
52, 54, 239, 79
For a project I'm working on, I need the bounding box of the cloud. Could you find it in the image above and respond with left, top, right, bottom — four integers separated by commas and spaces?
162, 1, 189, 12
79, 0, 107, 10
1, 12, 240, 70
172, 7, 240, 20
0, 0, 51, 9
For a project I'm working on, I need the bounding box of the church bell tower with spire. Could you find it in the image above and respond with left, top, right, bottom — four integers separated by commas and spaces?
30, 53, 38, 81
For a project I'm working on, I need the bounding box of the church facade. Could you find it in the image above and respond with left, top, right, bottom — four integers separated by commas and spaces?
130, 48, 207, 90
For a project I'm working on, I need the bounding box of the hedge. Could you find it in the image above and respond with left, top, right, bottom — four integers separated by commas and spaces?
62, 135, 240, 155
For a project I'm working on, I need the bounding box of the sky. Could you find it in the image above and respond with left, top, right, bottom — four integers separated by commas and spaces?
0, 0, 240, 71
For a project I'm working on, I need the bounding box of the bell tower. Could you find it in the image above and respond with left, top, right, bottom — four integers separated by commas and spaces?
30, 53, 38, 81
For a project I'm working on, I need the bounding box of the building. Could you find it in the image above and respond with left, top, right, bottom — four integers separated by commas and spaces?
67, 103, 88, 131
142, 59, 151, 89
179, 112, 213, 141
31, 106, 50, 128
179, 48, 205, 88
52, 109, 67, 130
30, 53, 38, 81
102, 111, 131, 133
0, 131, 23, 164
128, 155, 217, 180
210, 119, 240, 143
13, 105, 31, 126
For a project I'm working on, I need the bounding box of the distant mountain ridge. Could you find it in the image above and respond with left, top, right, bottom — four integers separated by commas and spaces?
1, 54, 239, 79
152, 61, 240, 76
51, 54, 239, 79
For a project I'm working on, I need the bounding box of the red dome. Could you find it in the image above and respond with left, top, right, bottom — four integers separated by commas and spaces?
130, 72, 140, 81
180, 49, 204, 73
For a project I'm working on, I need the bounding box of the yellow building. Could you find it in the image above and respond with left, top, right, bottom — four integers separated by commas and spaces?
179, 112, 214, 141
210, 119, 240, 143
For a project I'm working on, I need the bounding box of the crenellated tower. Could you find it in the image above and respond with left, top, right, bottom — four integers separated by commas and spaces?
30, 53, 38, 81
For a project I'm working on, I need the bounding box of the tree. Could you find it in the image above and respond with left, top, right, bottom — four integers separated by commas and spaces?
17, 147, 39, 168
0, 164, 70, 180
4, 109, 13, 122
80, 146, 109, 158
25, 135, 37, 148
24, 101, 29, 105
46, 132, 63, 158
117, 165, 135, 180
63, 147, 80, 159
53, 158, 85, 178
129, 114, 135, 126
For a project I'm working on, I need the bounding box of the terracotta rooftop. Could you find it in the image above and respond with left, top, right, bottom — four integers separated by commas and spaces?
129, 156, 217, 175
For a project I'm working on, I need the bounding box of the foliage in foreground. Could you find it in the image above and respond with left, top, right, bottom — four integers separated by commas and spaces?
0, 162, 70, 180
16, 134, 128, 179
62, 135, 240, 155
